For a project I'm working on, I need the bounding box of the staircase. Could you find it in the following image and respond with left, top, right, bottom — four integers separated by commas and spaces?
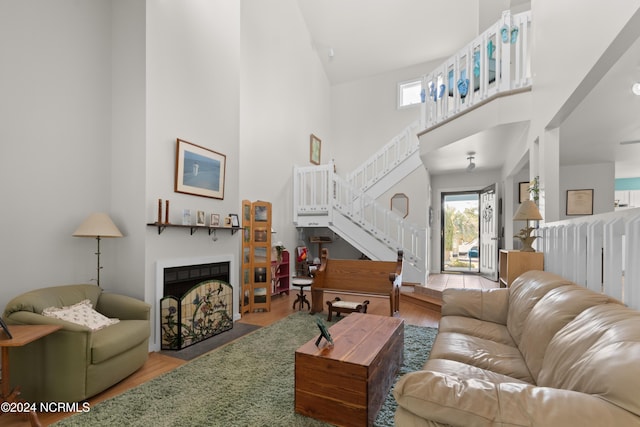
293, 162, 426, 284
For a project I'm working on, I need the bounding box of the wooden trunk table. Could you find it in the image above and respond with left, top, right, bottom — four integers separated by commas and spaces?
295, 313, 404, 427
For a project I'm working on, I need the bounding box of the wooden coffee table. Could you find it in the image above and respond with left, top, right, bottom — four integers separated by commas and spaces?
295, 313, 404, 427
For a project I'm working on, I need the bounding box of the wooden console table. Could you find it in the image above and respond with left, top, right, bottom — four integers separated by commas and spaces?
295, 313, 404, 427
499, 249, 544, 287
0, 324, 62, 427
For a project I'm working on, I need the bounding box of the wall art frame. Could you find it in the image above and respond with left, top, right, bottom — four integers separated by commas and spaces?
310, 134, 321, 165
519, 182, 530, 203
175, 138, 226, 199
566, 189, 594, 215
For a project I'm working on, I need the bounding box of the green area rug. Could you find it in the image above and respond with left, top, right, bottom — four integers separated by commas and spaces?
54, 312, 437, 427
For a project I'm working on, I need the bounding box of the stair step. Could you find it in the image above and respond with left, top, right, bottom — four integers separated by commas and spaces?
401, 291, 442, 313
413, 285, 443, 300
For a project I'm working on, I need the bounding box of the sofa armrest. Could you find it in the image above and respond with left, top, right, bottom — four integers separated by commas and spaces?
5, 310, 92, 333
393, 369, 638, 426
441, 287, 509, 324
96, 292, 150, 320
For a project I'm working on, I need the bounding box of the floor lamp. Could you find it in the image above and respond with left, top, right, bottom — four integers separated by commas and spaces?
73, 213, 123, 286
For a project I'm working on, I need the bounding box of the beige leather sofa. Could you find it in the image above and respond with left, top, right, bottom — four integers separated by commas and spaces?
393, 270, 640, 426
3, 284, 150, 403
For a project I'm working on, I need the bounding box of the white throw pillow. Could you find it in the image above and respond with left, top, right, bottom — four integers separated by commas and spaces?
42, 299, 119, 331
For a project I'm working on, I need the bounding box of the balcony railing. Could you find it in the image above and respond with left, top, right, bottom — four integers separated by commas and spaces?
540, 208, 640, 310
421, 10, 532, 130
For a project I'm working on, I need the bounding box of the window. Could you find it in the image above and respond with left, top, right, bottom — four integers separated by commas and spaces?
397, 78, 423, 109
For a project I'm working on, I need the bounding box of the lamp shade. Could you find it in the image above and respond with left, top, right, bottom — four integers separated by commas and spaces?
73, 213, 123, 238
513, 200, 543, 221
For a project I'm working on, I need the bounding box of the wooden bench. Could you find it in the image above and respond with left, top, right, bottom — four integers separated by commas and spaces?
310, 248, 403, 317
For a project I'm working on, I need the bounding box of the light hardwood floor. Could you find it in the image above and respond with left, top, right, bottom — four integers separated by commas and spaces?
3, 273, 495, 426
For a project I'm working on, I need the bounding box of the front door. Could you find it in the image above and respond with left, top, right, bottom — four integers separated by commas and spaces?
479, 184, 499, 280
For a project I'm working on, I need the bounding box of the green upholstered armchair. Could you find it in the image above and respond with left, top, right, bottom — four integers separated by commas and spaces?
3, 284, 150, 403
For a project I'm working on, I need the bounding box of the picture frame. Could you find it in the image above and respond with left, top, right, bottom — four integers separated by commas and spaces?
182, 209, 192, 226
175, 138, 226, 200
229, 213, 240, 228
196, 210, 206, 226
0, 317, 13, 339
224, 216, 232, 227
210, 213, 220, 227
310, 134, 321, 165
519, 182, 530, 203
315, 318, 333, 348
566, 189, 594, 215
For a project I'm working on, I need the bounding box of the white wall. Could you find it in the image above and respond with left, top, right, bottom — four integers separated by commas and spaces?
240, 0, 331, 264
559, 163, 615, 220
0, 0, 114, 310
529, 1, 640, 222
144, 1, 241, 342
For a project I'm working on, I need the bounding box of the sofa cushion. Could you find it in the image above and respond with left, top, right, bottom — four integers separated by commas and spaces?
429, 331, 534, 383
507, 270, 573, 346
42, 299, 119, 331
91, 320, 149, 364
538, 303, 640, 417
438, 315, 514, 346
518, 284, 616, 382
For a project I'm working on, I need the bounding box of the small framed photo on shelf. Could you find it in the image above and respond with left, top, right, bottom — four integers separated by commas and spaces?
566, 189, 594, 215
224, 216, 233, 227
210, 213, 220, 227
310, 134, 321, 165
182, 209, 192, 225
230, 214, 240, 227
196, 210, 206, 226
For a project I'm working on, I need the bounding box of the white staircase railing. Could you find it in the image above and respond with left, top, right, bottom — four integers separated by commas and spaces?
421, 10, 531, 130
346, 120, 421, 193
540, 208, 640, 310
293, 162, 425, 267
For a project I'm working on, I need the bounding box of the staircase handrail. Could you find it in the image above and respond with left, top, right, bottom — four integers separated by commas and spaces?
346, 120, 421, 193
332, 172, 424, 264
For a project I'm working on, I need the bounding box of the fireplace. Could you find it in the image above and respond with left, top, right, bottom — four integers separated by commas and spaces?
156, 256, 237, 351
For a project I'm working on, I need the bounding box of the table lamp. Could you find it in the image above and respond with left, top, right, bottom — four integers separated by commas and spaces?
73, 213, 123, 286
513, 200, 542, 252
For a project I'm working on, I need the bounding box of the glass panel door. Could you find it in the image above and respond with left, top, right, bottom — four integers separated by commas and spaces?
441, 191, 480, 272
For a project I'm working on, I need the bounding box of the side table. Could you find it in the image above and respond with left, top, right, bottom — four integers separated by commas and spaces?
1, 324, 62, 427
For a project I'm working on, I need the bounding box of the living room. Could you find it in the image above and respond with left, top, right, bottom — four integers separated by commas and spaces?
2, 0, 640, 425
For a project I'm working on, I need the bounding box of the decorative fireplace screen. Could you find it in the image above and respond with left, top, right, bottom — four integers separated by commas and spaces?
160, 279, 233, 350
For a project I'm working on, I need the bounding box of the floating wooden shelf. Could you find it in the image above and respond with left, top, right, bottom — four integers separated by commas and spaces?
146, 223, 241, 236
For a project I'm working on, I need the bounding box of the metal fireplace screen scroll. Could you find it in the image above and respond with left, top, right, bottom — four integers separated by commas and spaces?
161, 279, 233, 350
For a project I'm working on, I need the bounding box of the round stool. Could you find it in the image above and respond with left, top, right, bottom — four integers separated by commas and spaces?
291, 277, 313, 311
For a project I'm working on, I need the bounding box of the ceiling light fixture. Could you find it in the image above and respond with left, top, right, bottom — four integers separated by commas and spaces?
466, 151, 476, 172
632, 82, 640, 96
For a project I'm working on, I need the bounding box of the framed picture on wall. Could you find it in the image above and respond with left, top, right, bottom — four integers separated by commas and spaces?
175, 138, 226, 199
310, 134, 321, 165
566, 189, 594, 215
519, 182, 530, 203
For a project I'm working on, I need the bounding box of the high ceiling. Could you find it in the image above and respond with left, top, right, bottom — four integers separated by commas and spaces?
298, 1, 640, 179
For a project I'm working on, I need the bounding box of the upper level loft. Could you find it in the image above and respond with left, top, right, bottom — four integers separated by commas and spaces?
418, 10, 531, 150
